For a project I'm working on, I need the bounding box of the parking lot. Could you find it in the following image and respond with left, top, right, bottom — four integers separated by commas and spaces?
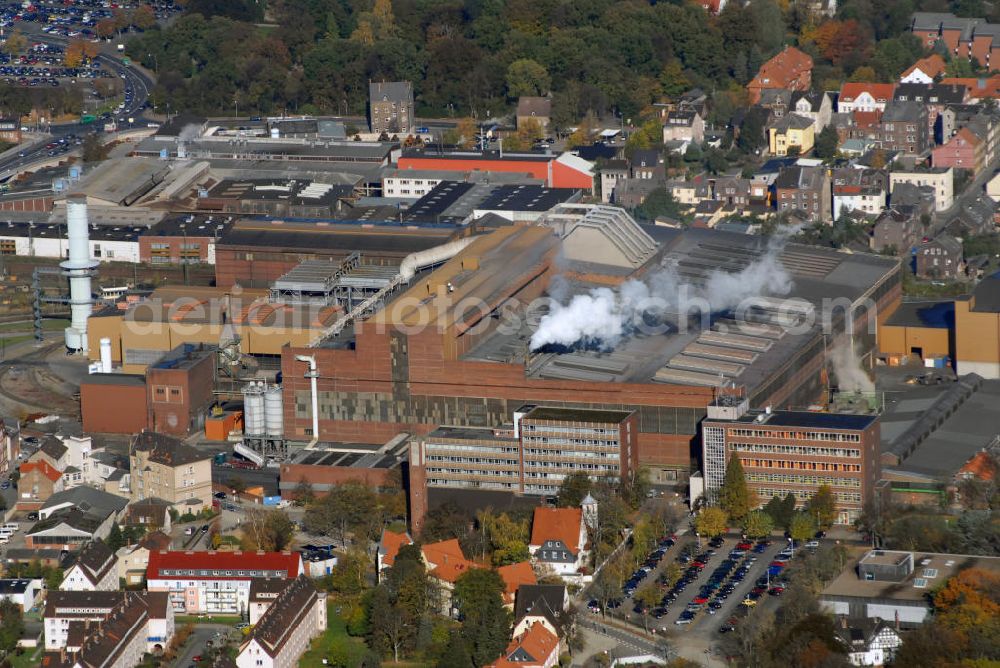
593, 533, 803, 642
0, 0, 181, 41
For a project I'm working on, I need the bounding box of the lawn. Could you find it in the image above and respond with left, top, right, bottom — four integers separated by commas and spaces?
0, 319, 68, 333
298, 601, 369, 668
10, 647, 42, 668
175, 614, 243, 625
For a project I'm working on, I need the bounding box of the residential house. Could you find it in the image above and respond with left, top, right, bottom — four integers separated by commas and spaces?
124, 497, 173, 531
872, 206, 922, 254
369, 81, 414, 135
487, 621, 561, 668
528, 507, 588, 578
129, 431, 213, 512
662, 109, 705, 144
889, 168, 953, 212
838, 83, 896, 113
612, 178, 661, 210
40, 486, 128, 521
835, 617, 903, 667
516, 97, 552, 133
911, 12, 1000, 67
832, 169, 887, 220
60, 540, 118, 591
757, 89, 793, 118
917, 234, 965, 280
876, 101, 930, 156
774, 165, 832, 223
0, 579, 42, 612
747, 46, 813, 104
900, 54, 947, 84
42, 591, 175, 652
236, 576, 327, 668
712, 176, 752, 210
945, 192, 997, 237
33, 436, 69, 471
116, 530, 172, 587
790, 91, 834, 132
953, 449, 999, 506
768, 114, 815, 156
667, 177, 710, 210
514, 584, 568, 638
421, 538, 477, 614
941, 76, 1000, 102
376, 528, 413, 582
893, 83, 967, 141
629, 149, 665, 181
933, 126, 984, 172
497, 561, 538, 608
600, 160, 629, 204
146, 550, 304, 615
17, 460, 64, 509
248, 579, 290, 625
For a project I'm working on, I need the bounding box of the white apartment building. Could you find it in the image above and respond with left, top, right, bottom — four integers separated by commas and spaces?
889, 168, 954, 212
237, 576, 327, 668
60, 540, 119, 591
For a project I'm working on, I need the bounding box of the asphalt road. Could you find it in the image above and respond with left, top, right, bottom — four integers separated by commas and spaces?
0, 28, 155, 180
174, 624, 236, 668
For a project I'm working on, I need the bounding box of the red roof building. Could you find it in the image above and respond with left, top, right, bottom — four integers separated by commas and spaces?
146, 550, 304, 615
838, 83, 897, 113
932, 126, 984, 173
497, 561, 538, 606
941, 76, 1000, 101
486, 621, 560, 668
377, 529, 413, 579
747, 46, 813, 104
20, 460, 62, 483
901, 54, 946, 83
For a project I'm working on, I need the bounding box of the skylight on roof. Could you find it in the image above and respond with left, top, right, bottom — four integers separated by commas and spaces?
923, 568, 939, 578
914, 578, 927, 588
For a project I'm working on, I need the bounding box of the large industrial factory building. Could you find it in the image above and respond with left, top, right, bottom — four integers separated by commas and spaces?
275, 205, 901, 482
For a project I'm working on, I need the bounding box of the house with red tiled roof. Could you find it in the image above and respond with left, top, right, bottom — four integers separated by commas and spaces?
838, 83, 897, 113
376, 529, 413, 581
941, 75, 1000, 101
497, 561, 538, 607
529, 507, 588, 577
901, 54, 947, 84
933, 126, 985, 173
485, 621, 560, 668
956, 450, 998, 483
146, 550, 304, 615
16, 460, 64, 509
747, 46, 813, 105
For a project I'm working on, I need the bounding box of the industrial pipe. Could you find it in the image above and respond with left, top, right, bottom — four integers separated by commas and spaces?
99, 337, 112, 373
61, 196, 99, 352
295, 354, 319, 448
397, 237, 475, 282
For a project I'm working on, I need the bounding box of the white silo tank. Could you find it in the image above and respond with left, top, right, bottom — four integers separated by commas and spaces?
264, 385, 283, 437
61, 195, 99, 352
242, 382, 266, 436
99, 337, 112, 373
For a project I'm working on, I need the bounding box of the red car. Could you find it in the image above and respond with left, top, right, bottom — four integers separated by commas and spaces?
770, 559, 788, 567
737, 542, 753, 550
692, 560, 707, 568
692, 596, 709, 604
751, 586, 767, 595
769, 586, 785, 596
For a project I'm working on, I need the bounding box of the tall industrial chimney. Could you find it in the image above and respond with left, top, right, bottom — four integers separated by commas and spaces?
61, 196, 98, 352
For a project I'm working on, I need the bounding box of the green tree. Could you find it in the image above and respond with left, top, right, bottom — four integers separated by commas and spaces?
695, 507, 729, 538
82, 134, 109, 163
436, 629, 474, 668
789, 512, 817, 544
719, 456, 756, 524
742, 510, 774, 539
106, 526, 124, 553
245, 509, 296, 551
780, 493, 799, 529
634, 189, 684, 222
368, 544, 435, 661
659, 60, 690, 98
294, 477, 315, 506
44, 568, 63, 591
556, 472, 592, 508
738, 107, 767, 154
0, 599, 23, 653
505, 58, 551, 98
634, 583, 661, 632
814, 125, 840, 160
805, 485, 837, 530
453, 569, 511, 667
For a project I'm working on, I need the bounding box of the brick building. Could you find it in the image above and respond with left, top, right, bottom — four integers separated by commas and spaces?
701, 399, 881, 525
774, 165, 831, 222
130, 432, 213, 512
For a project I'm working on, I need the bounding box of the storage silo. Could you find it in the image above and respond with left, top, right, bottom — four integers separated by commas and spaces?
264, 385, 283, 438
242, 381, 266, 436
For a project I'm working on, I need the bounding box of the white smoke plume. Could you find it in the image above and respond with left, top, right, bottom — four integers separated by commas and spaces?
828, 340, 876, 394
530, 231, 796, 350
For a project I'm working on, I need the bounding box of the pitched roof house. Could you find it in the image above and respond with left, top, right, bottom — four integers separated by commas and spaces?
747, 46, 813, 104
377, 528, 413, 580
61, 540, 118, 591
236, 576, 327, 668
900, 54, 947, 83
529, 507, 588, 577
838, 83, 897, 113
485, 621, 561, 668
